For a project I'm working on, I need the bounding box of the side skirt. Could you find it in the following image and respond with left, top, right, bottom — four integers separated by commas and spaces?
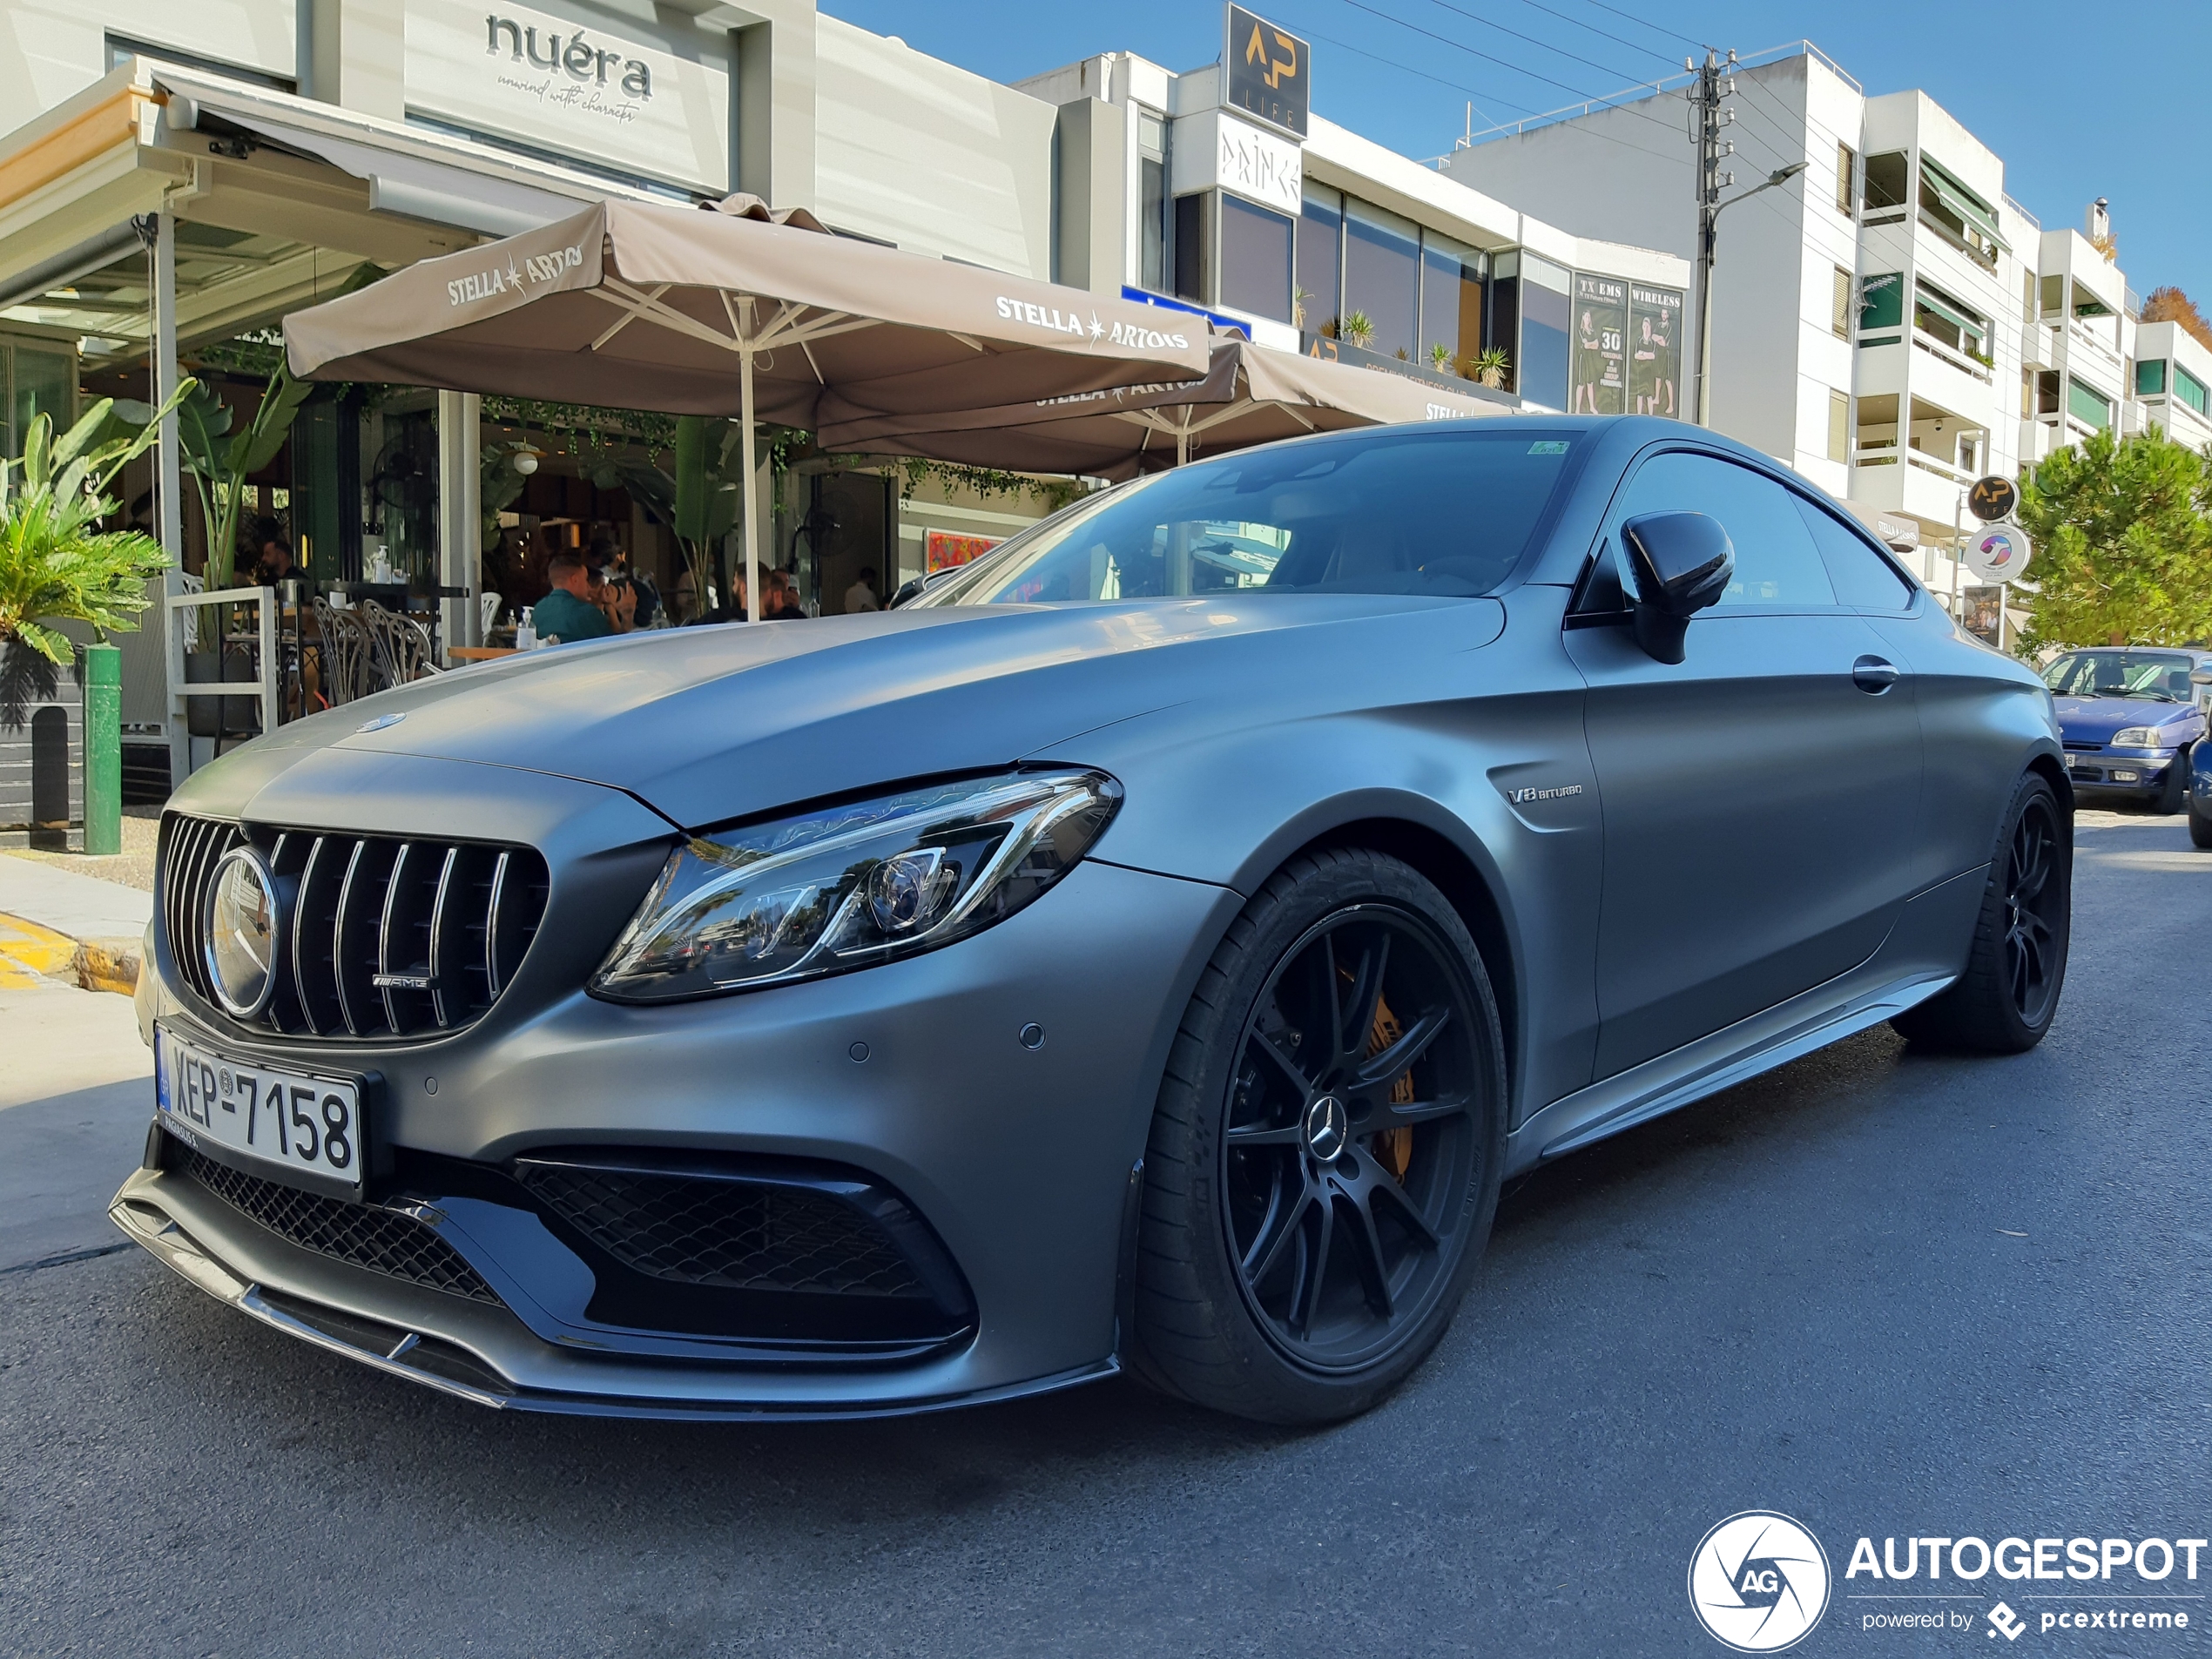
1503, 862, 1986, 1176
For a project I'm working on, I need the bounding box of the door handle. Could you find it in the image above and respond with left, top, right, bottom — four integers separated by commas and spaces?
1852, 655, 1902, 694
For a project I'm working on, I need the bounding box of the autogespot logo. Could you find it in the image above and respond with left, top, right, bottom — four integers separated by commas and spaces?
1689, 1512, 1833, 1652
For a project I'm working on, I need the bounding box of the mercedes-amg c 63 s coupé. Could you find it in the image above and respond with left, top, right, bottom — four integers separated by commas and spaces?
116, 415, 2071, 1425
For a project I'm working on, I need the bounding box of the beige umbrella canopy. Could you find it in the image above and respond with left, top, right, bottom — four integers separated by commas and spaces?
284, 194, 1211, 617
815, 337, 1513, 480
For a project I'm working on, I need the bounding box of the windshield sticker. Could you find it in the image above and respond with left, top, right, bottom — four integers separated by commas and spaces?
1528, 441, 1569, 455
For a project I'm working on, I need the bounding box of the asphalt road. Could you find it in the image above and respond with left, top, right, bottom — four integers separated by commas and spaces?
3, 808, 2208, 1658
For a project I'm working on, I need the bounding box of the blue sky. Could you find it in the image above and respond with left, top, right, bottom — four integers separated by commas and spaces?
822, 1, 2207, 303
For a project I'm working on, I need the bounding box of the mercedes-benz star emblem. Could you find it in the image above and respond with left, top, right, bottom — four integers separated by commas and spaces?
1303, 1095, 1348, 1161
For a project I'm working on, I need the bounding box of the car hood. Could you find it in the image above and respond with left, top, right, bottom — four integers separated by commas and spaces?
2053, 695, 2195, 742
193, 596, 1506, 831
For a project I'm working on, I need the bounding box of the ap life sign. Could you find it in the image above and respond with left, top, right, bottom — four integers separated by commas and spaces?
404, 0, 731, 192
1225, 5, 1309, 138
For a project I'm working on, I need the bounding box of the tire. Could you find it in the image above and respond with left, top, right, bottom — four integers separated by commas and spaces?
1892, 772, 2070, 1054
2156, 743, 2191, 815
1127, 847, 1507, 1425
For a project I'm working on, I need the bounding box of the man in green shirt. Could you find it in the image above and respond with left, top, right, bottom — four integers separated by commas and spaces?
531, 550, 613, 644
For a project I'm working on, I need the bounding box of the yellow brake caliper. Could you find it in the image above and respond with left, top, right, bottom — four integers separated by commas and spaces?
1367, 993, 1416, 1180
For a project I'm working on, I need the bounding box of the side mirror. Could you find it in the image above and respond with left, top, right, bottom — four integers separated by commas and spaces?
2191, 667, 2212, 686
1622, 511, 1734, 664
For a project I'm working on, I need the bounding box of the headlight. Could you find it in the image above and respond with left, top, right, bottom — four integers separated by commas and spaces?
591, 770, 1123, 1002
2111, 726, 2170, 749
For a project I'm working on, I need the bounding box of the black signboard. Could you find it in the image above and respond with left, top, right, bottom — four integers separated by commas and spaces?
1628, 283, 1684, 419
1226, 6, 1309, 138
1967, 474, 2019, 523
1572, 273, 1628, 414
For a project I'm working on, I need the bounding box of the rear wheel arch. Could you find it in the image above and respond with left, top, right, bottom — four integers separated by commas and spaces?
2025, 750, 2073, 819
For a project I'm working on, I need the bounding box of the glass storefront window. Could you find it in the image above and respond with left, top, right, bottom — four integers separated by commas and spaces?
1420, 231, 1486, 374
3, 345, 74, 459
1342, 199, 1419, 359
1138, 110, 1169, 294
1298, 185, 1341, 336
1488, 251, 1520, 393
1174, 193, 1208, 304
1219, 195, 1295, 324
1519, 256, 1571, 409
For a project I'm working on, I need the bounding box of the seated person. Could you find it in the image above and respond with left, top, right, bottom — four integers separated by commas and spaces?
248, 520, 295, 588
532, 549, 615, 643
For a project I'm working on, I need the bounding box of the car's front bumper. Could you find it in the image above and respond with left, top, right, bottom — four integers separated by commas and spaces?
117, 853, 1240, 1418
2065, 752, 2178, 797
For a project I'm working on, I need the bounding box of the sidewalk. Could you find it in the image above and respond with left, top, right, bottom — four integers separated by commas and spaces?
0, 857, 152, 995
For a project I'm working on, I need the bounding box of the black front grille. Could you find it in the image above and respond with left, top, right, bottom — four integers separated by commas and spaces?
2063, 740, 2104, 752
161, 814, 549, 1040
515, 1159, 933, 1298
174, 1144, 502, 1305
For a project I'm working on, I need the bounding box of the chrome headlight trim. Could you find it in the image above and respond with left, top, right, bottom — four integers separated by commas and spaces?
590, 770, 1123, 1003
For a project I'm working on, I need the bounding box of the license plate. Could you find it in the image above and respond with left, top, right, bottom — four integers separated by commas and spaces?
155, 1023, 365, 1195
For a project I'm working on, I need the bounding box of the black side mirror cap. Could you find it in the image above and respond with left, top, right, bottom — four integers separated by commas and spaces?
1622, 511, 1735, 664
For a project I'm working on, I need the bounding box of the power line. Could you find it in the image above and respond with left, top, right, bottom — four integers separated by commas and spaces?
1572, 0, 1702, 52
1504, 0, 1689, 68
1424, 0, 1649, 88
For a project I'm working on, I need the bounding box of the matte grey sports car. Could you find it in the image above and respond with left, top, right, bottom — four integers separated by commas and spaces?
116, 415, 2071, 1425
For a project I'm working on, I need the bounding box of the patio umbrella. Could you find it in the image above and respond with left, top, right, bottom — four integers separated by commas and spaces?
813, 337, 1514, 480
283, 194, 1211, 618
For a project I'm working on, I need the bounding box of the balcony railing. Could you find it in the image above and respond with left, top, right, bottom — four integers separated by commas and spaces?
1913, 331, 1994, 384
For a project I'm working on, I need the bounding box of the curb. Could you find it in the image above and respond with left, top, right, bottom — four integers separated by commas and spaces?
0, 911, 140, 995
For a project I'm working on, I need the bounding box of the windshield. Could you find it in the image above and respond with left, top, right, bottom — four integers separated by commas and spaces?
2042, 651, 2195, 702
919, 428, 1581, 606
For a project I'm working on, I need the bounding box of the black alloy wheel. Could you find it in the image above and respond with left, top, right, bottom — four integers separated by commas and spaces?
2000, 792, 2064, 1029
2156, 743, 2191, 815
1129, 848, 1505, 1424
1892, 772, 2070, 1054
1221, 906, 1480, 1371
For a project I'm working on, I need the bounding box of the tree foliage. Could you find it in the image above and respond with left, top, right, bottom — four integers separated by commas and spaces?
2141, 286, 2212, 354
0, 387, 192, 664
2016, 427, 2212, 651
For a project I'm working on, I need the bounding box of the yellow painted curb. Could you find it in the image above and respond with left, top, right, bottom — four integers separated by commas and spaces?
0, 913, 140, 995
0, 911, 78, 982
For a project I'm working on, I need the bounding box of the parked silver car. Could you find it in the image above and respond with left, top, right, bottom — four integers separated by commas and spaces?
117, 416, 2069, 1425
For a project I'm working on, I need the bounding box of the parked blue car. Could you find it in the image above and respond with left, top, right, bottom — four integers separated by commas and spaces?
2044, 648, 2211, 813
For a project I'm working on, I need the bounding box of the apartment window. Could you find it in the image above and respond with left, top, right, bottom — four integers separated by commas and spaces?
1859, 272, 1903, 334
2137, 359, 2168, 397
1834, 143, 1856, 215
1827, 390, 1850, 462
2037, 370, 2060, 415
1219, 194, 1295, 325
1913, 280, 1990, 363
1297, 185, 1342, 335
2177, 368, 2210, 417
1342, 198, 1420, 359
1916, 155, 2005, 267
2040, 274, 2065, 319
1831, 266, 1853, 338
2067, 377, 2112, 431
1863, 152, 1908, 211
2022, 268, 2037, 325
2021, 367, 2035, 417
1173, 193, 1209, 304
1137, 111, 1169, 294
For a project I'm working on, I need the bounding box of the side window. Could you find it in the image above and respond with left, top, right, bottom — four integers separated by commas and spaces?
1612, 452, 1836, 608
1793, 496, 1917, 610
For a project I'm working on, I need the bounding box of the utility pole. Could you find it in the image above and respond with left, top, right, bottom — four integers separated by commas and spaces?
1687, 50, 1736, 428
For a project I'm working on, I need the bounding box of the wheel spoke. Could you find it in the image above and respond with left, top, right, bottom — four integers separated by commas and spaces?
1319, 932, 1345, 1067
1371, 1177, 1442, 1256
1343, 934, 1391, 1061
1243, 1175, 1314, 1285
1251, 1028, 1313, 1096
1353, 1007, 1451, 1094
1226, 1120, 1305, 1147
1348, 1190, 1395, 1318
1291, 1195, 1335, 1337
1374, 1091, 1471, 1129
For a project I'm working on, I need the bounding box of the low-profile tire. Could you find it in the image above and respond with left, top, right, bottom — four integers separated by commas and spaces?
1128, 847, 1506, 1426
1892, 772, 2070, 1054
2156, 743, 2191, 815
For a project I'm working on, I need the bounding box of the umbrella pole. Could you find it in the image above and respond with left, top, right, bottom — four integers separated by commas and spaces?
739, 327, 761, 624
1177, 425, 1190, 467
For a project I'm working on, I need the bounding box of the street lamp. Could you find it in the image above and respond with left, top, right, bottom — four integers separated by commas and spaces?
1693, 160, 1808, 427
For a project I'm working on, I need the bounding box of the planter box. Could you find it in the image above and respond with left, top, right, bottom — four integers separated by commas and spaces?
0, 638, 84, 849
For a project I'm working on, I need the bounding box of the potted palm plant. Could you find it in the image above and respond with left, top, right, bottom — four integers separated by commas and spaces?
1, 390, 186, 839
1340, 311, 1374, 350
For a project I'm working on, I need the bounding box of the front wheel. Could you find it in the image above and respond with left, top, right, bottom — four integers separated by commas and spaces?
2186, 743, 2212, 848
1892, 772, 2070, 1053
1128, 848, 1506, 1425
2157, 744, 2191, 815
